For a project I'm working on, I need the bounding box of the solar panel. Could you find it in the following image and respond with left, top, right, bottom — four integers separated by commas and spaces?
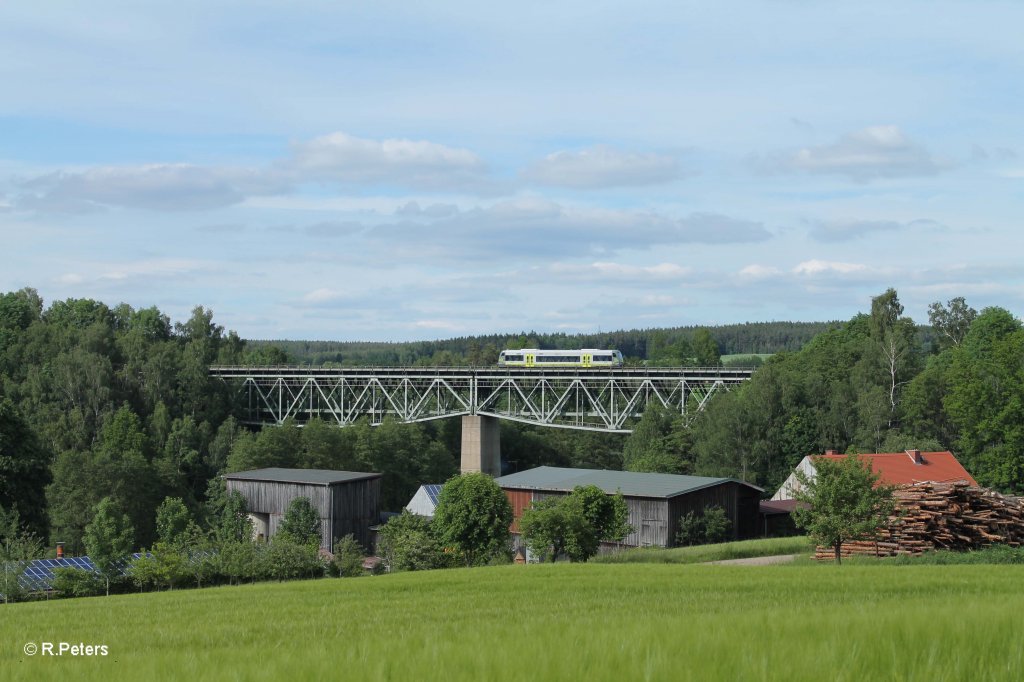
424, 484, 443, 506
9, 550, 165, 593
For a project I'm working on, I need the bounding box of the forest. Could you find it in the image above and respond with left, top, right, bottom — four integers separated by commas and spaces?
0, 286, 1021, 557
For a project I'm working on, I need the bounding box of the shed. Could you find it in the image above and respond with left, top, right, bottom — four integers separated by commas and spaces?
225, 468, 381, 551
496, 466, 763, 548
405, 484, 444, 517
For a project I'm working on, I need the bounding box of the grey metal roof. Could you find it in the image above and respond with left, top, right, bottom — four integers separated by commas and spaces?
496, 466, 763, 498
225, 468, 380, 486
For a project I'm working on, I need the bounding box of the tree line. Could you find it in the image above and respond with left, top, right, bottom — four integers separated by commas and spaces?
247, 321, 837, 367
626, 290, 1024, 497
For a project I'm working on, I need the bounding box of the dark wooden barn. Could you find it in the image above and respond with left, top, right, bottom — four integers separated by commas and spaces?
496, 466, 763, 548
225, 468, 381, 552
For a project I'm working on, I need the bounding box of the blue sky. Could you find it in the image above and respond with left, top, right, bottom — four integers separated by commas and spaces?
2, 1, 1022, 341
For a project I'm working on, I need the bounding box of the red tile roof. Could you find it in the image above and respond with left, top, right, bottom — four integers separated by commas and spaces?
815, 451, 977, 487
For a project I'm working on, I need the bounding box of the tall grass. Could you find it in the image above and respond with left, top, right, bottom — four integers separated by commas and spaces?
592, 535, 815, 564
4, 560, 1024, 681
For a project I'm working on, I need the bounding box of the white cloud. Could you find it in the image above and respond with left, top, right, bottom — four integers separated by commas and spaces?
524, 145, 680, 188
15, 164, 286, 213
773, 125, 944, 182
809, 218, 942, 242
548, 261, 694, 283
296, 287, 379, 309
395, 201, 459, 218
739, 264, 782, 279
10, 131, 492, 214
56, 273, 85, 285
373, 202, 771, 261
411, 319, 461, 330
792, 259, 869, 276
288, 132, 487, 190
51, 258, 214, 289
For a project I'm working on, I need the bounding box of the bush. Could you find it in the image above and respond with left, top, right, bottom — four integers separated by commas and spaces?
128, 543, 189, 591
520, 486, 632, 563
378, 512, 454, 572
52, 567, 105, 598
675, 512, 705, 547
261, 537, 325, 581
277, 498, 322, 547
674, 506, 733, 547
702, 507, 732, 544
331, 535, 366, 578
217, 540, 260, 585
891, 545, 1024, 565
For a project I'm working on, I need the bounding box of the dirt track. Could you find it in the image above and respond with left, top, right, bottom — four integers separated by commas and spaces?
705, 554, 800, 566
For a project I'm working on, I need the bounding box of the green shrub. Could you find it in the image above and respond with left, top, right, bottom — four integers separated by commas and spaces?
331, 535, 366, 578
52, 567, 105, 598
261, 537, 325, 581
702, 507, 732, 544
675, 512, 705, 547
217, 540, 260, 585
674, 506, 732, 547
891, 545, 1024, 565
378, 512, 454, 572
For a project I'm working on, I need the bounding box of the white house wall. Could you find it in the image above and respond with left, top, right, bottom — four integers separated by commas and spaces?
772, 457, 817, 501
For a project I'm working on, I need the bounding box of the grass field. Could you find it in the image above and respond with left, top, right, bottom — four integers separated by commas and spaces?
592, 536, 815, 564
4, 559, 1024, 681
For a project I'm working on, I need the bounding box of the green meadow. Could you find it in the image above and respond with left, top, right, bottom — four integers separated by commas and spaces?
4, 559, 1024, 682
592, 536, 815, 564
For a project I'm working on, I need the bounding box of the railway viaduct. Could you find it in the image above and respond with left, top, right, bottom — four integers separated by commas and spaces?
209, 365, 755, 476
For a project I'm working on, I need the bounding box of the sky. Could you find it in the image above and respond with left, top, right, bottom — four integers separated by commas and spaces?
1, 1, 1022, 341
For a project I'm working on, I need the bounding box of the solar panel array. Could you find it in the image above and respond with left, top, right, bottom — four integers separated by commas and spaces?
8, 554, 145, 593
423, 484, 443, 507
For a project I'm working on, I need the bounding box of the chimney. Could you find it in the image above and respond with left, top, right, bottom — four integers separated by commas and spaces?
824, 449, 839, 456
56, 542, 64, 559
906, 449, 923, 464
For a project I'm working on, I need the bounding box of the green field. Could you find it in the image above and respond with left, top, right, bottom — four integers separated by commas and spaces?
592, 536, 815, 564
4, 560, 1024, 681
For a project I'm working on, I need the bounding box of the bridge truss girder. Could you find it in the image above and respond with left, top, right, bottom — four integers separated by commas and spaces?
215, 367, 753, 433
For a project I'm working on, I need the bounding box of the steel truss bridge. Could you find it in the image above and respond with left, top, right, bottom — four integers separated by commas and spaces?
209, 366, 755, 433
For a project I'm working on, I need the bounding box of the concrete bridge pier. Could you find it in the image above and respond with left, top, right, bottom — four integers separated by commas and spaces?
460, 415, 501, 476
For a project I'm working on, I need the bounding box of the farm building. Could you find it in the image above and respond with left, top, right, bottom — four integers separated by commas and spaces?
405, 484, 443, 517
225, 468, 381, 551
771, 449, 977, 501
496, 466, 763, 548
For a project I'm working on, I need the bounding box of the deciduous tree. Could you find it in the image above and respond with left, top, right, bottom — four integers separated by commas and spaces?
433, 473, 512, 566
277, 497, 321, 547
791, 455, 896, 564
519, 485, 630, 562
84, 497, 135, 595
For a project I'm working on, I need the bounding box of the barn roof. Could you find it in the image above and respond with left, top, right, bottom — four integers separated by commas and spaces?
496, 466, 762, 499
815, 451, 977, 487
225, 468, 381, 486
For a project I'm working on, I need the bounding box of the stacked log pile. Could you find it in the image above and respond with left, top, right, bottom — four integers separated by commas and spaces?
814, 482, 1024, 560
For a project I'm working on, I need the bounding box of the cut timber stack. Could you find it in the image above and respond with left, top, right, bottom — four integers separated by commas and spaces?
814, 482, 1024, 560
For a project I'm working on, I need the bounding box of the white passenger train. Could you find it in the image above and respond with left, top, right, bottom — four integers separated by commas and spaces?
497, 349, 624, 368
